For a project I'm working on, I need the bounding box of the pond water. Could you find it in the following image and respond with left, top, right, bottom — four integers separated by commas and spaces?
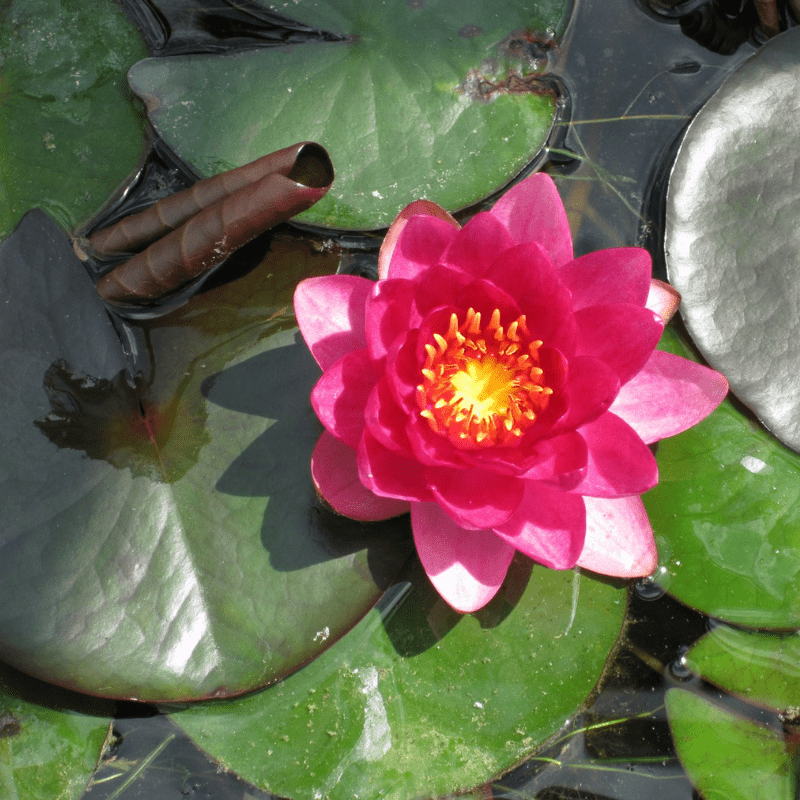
2, 0, 796, 797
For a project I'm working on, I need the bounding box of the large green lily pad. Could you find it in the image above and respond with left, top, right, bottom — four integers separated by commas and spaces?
128, 0, 569, 230
686, 626, 800, 714
0, 210, 411, 701
667, 688, 796, 800
0, 0, 147, 239
0, 661, 111, 800
173, 559, 625, 800
664, 28, 800, 453
643, 327, 800, 628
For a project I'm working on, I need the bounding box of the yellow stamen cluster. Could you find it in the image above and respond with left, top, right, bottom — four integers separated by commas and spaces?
416, 307, 552, 449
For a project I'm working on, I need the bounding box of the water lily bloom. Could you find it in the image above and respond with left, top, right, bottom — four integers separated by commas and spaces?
294, 173, 728, 613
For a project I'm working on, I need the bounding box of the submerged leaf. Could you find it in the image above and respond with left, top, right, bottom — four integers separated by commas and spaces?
667, 689, 796, 800
0, 0, 147, 238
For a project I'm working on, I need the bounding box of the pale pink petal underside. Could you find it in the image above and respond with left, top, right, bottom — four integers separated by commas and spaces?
412, 502, 515, 613
378, 201, 459, 280
646, 279, 681, 324
610, 349, 728, 444
311, 430, 410, 521
294, 275, 371, 370
577, 495, 657, 578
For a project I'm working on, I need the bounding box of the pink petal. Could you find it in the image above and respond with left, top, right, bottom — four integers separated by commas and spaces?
385, 214, 459, 281
386, 328, 422, 412
412, 264, 473, 319
411, 502, 515, 612
438, 211, 517, 278
559, 248, 652, 311
646, 279, 681, 324
310, 349, 377, 448
572, 412, 659, 498
610, 350, 728, 444
489, 173, 574, 268
574, 303, 664, 385
405, 413, 466, 468
311, 431, 410, 521
426, 465, 524, 530
294, 275, 371, 370
518, 431, 588, 488
454, 279, 521, 330
365, 278, 416, 364
358, 429, 434, 502
378, 200, 458, 280
577, 496, 657, 577
364, 376, 414, 456
493, 483, 586, 569
552, 355, 620, 433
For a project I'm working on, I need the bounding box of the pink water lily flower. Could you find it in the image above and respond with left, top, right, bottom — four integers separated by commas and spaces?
294, 173, 728, 613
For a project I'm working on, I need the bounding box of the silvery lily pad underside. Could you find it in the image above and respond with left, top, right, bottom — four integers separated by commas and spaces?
665, 27, 800, 452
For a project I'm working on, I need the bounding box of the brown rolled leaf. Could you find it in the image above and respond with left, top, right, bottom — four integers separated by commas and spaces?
97, 144, 333, 308
89, 141, 330, 258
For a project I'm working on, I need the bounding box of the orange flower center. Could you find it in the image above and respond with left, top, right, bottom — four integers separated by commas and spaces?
416, 307, 552, 449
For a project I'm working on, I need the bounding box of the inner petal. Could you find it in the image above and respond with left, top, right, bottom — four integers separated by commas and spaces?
416, 307, 553, 450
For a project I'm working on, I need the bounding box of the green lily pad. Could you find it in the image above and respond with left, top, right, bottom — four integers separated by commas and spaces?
0, 0, 147, 239
127, 0, 569, 230
643, 327, 800, 628
172, 559, 625, 800
0, 210, 411, 701
686, 626, 800, 715
666, 688, 796, 800
0, 661, 112, 800
664, 28, 800, 453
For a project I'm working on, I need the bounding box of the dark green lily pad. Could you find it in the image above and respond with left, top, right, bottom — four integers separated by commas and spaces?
0, 661, 111, 800
128, 0, 569, 230
644, 327, 800, 628
0, 0, 147, 239
0, 211, 411, 701
173, 559, 625, 800
686, 626, 800, 714
666, 688, 796, 800
665, 28, 800, 452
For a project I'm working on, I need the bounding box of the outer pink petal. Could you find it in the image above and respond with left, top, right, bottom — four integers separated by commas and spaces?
577, 495, 657, 577
411, 502, 515, 612
426, 466, 524, 530
295, 275, 371, 370
493, 482, 586, 569
310, 349, 377, 449
559, 248, 651, 311
610, 350, 728, 444
311, 431, 410, 521
358, 429, 434, 502
365, 278, 416, 363
574, 303, 664, 385
646, 279, 681, 324
572, 412, 658, 498
385, 214, 459, 280
488, 173, 574, 268
378, 200, 458, 280
438, 212, 517, 278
